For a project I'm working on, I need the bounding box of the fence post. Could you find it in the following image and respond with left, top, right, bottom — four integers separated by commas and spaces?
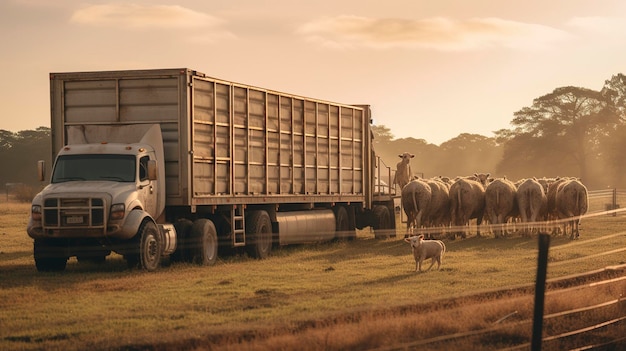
532, 233, 550, 351
613, 188, 617, 217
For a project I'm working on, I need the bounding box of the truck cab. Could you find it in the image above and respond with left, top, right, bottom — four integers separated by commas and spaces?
27, 124, 175, 272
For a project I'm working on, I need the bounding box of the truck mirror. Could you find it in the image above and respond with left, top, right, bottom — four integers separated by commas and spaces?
147, 160, 158, 180
37, 160, 46, 182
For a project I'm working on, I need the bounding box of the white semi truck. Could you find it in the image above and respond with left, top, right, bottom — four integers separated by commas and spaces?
27, 68, 397, 272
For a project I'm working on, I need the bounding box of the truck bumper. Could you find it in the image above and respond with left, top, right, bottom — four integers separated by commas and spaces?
27, 217, 134, 240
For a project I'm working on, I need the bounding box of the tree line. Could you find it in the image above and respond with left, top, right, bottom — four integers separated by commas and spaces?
2, 74, 625, 199
373, 73, 626, 190
0, 127, 51, 200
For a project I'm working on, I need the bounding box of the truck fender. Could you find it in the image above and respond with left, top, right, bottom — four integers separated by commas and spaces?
119, 209, 153, 239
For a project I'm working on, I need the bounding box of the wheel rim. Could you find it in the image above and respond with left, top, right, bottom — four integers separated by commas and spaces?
144, 234, 159, 265
259, 222, 272, 252
204, 233, 217, 261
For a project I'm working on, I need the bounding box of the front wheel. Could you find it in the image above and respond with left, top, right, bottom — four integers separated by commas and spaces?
127, 220, 162, 271
34, 239, 68, 272
246, 211, 273, 259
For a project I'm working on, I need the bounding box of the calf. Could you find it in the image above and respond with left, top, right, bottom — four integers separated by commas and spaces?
404, 235, 446, 272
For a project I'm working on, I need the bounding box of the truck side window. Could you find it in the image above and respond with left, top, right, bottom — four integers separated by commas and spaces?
139, 156, 149, 181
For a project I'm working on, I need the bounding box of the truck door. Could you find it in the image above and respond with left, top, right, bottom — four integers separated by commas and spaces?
138, 155, 157, 215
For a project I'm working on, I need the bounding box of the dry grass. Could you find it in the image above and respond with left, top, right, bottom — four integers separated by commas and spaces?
1, 202, 625, 350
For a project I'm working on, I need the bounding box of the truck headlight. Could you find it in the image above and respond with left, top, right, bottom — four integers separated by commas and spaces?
31, 205, 42, 221
110, 203, 125, 220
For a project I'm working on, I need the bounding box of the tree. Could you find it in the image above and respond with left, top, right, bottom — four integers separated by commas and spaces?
601, 73, 626, 121
599, 73, 626, 187
495, 86, 617, 186
438, 133, 502, 178
371, 124, 394, 144
0, 127, 51, 194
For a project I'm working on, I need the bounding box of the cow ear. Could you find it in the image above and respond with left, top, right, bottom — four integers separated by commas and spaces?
411, 154, 415, 158
398, 154, 403, 158
418, 234, 424, 240
404, 238, 411, 243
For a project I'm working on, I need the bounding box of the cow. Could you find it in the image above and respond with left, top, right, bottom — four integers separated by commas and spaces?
555, 178, 588, 239
404, 234, 446, 272
401, 178, 432, 238
484, 177, 518, 238
516, 178, 547, 236
393, 152, 414, 190
449, 177, 486, 239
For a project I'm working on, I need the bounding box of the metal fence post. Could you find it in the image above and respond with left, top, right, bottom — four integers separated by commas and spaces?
532, 233, 550, 351
613, 188, 618, 217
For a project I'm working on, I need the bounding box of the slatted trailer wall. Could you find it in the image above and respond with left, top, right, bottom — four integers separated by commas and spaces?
50, 69, 372, 208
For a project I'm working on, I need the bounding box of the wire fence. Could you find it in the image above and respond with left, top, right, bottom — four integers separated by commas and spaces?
588, 188, 626, 215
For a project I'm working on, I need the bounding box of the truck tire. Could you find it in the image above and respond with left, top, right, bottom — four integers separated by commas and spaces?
127, 220, 162, 271
189, 218, 218, 266
334, 206, 356, 241
372, 205, 392, 239
245, 211, 273, 259
171, 218, 193, 263
34, 239, 68, 272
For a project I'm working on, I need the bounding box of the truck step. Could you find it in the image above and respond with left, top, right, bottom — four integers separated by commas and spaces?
232, 205, 245, 247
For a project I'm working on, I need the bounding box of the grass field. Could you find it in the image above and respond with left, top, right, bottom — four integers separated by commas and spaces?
1, 202, 625, 350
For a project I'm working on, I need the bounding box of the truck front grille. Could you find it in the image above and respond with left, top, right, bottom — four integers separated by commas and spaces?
43, 197, 106, 228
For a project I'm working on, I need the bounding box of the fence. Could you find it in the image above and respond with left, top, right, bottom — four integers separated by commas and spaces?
588, 188, 626, 215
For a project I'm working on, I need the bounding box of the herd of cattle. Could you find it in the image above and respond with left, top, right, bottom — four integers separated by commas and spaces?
392, 152, 589, 240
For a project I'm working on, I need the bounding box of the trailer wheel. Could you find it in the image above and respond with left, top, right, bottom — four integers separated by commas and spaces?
127, 220, 161, 271
246, 211, 273, 259
34, 239, 68, 272
189, 218, 218, 266
372, 205, 393, 239
171, 218, 193, 263
334, 206, 355, 240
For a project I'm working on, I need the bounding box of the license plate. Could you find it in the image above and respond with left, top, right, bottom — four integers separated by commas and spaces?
66, 216, 84, 224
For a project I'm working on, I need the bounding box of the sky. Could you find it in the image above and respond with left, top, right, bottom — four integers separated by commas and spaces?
2, 0, 626, 145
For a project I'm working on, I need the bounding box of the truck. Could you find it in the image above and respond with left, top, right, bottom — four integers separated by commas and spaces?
27, 68, 397, 272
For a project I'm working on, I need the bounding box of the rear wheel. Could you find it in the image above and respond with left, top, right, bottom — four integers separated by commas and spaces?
189, 218, 218, 266
334, 206, 355, 240
246, 211, 273, 259
372, 205, 392, 239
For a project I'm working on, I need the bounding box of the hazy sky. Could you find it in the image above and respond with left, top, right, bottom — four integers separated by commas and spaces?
2, 0, 625, 145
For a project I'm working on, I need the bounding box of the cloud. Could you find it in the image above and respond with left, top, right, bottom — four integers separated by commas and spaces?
70, 3, 226, 29
296, 16, 570, 51
566, 16, 626, 34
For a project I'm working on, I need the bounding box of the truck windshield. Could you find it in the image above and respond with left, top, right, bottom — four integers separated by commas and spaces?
51, 154, 136, 183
